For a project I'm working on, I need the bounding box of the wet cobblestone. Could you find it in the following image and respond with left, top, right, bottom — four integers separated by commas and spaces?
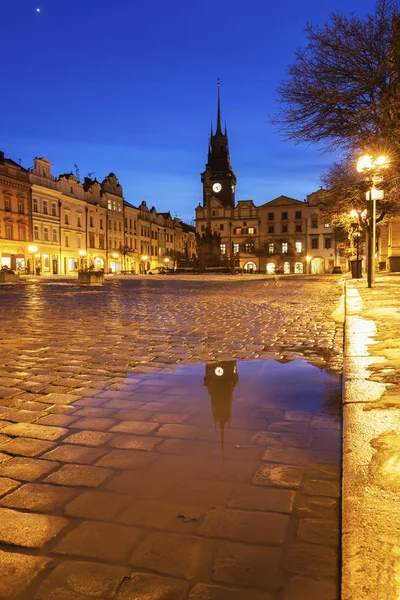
0, 276, 343, 599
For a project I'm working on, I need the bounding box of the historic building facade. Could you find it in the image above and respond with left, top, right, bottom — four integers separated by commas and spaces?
0, 150, 196, 275
195, 92, 343, 274
0, 151, 31, 271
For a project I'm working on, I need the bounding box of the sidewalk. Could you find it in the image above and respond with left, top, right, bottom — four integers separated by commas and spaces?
342, 273, 400, 600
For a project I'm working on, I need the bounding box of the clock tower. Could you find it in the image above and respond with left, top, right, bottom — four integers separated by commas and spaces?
201, 81, 236, 208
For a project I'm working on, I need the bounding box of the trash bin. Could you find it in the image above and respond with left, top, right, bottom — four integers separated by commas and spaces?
350, 259, 362, 279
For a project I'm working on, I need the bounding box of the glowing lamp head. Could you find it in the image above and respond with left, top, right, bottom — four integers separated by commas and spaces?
306, 255, 312, 262
141, 255, 148, 261
350, 210, 358, 218
79, 250, 87, 256
356, 155, 373, 173
28, 245, 38, 253
164, 258, 170, 263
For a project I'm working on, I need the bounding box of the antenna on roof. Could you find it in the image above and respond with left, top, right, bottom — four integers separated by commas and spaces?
74, 164, 80, 180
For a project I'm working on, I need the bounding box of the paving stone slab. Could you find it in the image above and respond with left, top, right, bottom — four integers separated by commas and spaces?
117, 498, 205, 534
0, 482, 78, 512
0, 437, 55, 457
303, 479, 340, 497
130, 532, 214, 579
95, 449, 158, 470
199, 507, 289, 545
0, 551, 51, 598
212, 541, 284, 590
43, 444, 107, 465
110, 421, 160, 435
0, 456, 58, 481
297, 518, 339, 546
228, 484, 295, 513
63, 431, 113, 446
64, 490, 132, 521
32, 560, 128, 600
45, 464, 113, 487
253, 464, 304, 488
1, 422, 68, 441
109, 434, 160, 451
0, 507, 67, 547
115, 572, 188, 600
283, 575, 338, 600
0, 477, 20, 497
284, 542, 338, 578
53, 521, 141, 562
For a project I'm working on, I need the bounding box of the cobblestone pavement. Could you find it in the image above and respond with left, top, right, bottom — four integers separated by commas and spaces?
0, 275, 344, 600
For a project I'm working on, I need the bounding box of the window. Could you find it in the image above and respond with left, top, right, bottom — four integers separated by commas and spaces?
52, 229, 57, 242
295, 242, 302, 252
18, 201, 24, 214
77, 216, 82, 228
268, 226, 274, 234
119, 222, 122, 232
100, 219, 103, 230
99, 235, 105, 249
282, 242, 288, 253
284, 262, 290, 274
325, 237, 332, 249
243, 222, 247, 226
65, 235, 69, 247
114, 221, 117, 231
89, 233, 95, 248
34, 225, 39, 240
233, 243, 239, 253
311, 237, 319, 249
268, 243, 274, 253
212, 210, 216, 217
266, 262, 275, 274
201, 225, 205, 232
52, 203, 57, 216
64, 213, 69, 225
281, 225, 288, 233
4, 197, 10, 211
234, 227, 242, 235
324, 223, 331, 228
18, 228, 25, 241
220, 224, 224, 231
6, 226, 12, 239
90, 216, 94, 227
70, 186, 73, 193
311, 218, 318, 228
268, 212, 274, 220
33, 199, 38, 212
248, 227, 255, 234
108, 200, 112, 209
220, 244, 226, 255
109, 221, 113, 230
43, 227, 49, 241
295, 211, 302, 219
43, 201, 48, 214
282, 212, 288, 220
77, 237, 81, 249
245, 242, 254, 253
295, 225, 302, 232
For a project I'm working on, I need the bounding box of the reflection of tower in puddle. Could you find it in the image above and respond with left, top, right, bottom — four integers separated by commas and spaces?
204, 360, 238, 456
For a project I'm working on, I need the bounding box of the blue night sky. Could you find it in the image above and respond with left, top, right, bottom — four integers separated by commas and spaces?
1, 0, 377, 223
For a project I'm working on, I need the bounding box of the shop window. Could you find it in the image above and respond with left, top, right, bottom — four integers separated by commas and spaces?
283, 262, 290, 274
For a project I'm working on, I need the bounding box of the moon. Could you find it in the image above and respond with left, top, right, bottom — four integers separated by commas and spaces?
36, 7, 41, 12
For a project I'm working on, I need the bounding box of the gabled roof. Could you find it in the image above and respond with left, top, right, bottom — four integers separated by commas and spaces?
259, 195, 304, 208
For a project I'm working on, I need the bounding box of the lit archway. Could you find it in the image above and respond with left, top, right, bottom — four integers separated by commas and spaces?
311, 257, 325, 274
266, 262, 275, 274
294, 262, 304, 274
243, 261, 257, 273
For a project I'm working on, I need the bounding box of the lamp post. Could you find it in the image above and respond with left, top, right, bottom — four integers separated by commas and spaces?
356, 154, 389, 288
306, 255, 312, 275
111, 252, 119, 274
28, 245, 38, 275
164, 257, 170, 272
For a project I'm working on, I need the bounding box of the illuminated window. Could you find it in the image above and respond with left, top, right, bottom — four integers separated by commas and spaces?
233, 243, 239, 253
324, 223, 330, 228
266, 262, 275, 274
295, 262, 304, 273
220, 244, 226, 255
284, 262, 290, 274
248, 227, 255, 234
282, 242, 288, 253
245, 242, 254, 253
234, 227, 242, 234
269, 243, 274, 253
295, 242, 302, 252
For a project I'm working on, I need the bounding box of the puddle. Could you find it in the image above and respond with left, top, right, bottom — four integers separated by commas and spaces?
9, 358, 341, 598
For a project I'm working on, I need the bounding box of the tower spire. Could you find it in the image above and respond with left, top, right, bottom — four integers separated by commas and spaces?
216, 77, 222, 135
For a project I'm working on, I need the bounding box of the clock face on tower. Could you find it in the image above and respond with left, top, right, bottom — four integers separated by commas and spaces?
212, 182, 222, 193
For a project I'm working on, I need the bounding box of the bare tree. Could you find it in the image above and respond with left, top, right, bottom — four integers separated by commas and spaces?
272, 0, 400, 155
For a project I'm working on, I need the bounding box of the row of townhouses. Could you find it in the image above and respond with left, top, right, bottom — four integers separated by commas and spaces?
0, 152, 196, 275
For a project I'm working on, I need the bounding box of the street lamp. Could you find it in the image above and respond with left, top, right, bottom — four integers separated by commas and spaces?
349, 209, 367, 279
111, 252, 119, 274
356, 154, 389, 287
164, 257, 170, 271
28, 245, 38, 275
